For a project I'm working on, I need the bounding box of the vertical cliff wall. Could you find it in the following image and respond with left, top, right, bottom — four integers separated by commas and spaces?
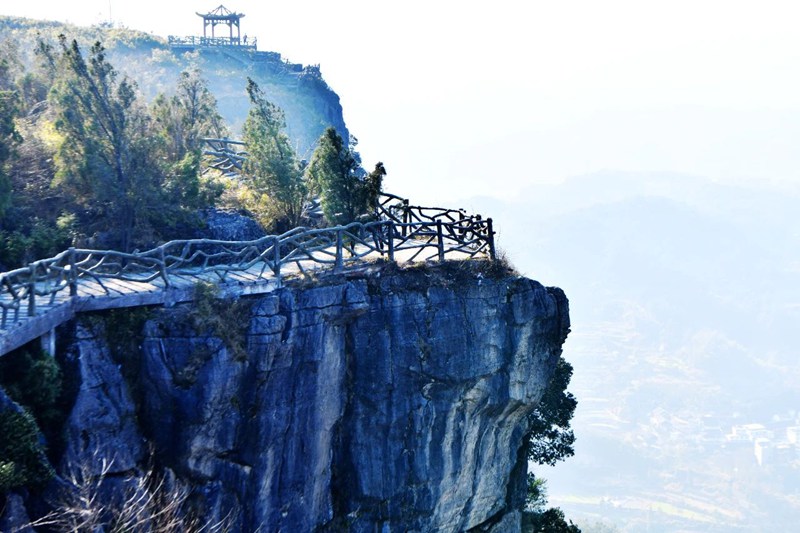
7, 263, 570, 532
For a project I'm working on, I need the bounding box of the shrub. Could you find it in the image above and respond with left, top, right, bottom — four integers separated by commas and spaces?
0, 407, 54, 491
0, 345, 64, 443
189, 282, 250, 362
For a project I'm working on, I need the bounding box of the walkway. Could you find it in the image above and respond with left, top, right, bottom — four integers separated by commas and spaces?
0, 197, 496, 356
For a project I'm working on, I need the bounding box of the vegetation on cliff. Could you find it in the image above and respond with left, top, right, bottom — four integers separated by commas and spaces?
523, 357, 581, 532
0, 345, 64, 491
0, 27, 382, 266
241, 77, 307, 230
307, 127, 385, 226
0, 34, 224, 260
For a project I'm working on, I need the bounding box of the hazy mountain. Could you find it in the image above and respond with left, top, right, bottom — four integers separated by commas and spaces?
483, 172, 800, 531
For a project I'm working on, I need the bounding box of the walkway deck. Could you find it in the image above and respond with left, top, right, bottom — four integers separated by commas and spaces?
0, 244, 477, 357
0, 193, 496, 357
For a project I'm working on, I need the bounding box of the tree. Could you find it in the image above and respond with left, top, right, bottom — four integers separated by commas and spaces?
0, 407, 54, 491
363, 161, 386, 218
241, 78, 306, 230
151, 67, 226, 162
523, 358, 581, 532
523, 507, 582, 533
526, 357, 577, 466
523, 476, 582, 532
151, 67, 226, 211
0, 54, 21, 219
526, 473, 548, 512
0, 42, 74, 269
50, 37, 164, 251
306, 128, 383, 226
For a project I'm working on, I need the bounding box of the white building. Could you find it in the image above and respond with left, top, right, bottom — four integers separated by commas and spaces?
754, 438, 771, 467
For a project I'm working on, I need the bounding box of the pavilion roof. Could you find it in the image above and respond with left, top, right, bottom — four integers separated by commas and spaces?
196, 5, 245, 21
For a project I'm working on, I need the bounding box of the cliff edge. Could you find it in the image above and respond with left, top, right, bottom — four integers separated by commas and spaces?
3, 262, 570, 532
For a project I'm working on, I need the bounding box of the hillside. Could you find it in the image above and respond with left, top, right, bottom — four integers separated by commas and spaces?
0, 16, 348, 156
0, 14, 366, 270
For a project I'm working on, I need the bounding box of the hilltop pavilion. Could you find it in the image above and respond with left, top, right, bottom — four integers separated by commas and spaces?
169, 5, 256, 50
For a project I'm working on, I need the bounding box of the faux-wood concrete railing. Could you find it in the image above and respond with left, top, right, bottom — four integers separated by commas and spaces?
0, 194, 495, 331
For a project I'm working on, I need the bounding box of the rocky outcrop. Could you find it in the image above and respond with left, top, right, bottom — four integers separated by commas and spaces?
197, 208, 266, 242
21, 263, 570, 532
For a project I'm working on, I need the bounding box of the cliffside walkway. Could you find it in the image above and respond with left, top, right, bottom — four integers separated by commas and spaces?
0, 193, 495, 357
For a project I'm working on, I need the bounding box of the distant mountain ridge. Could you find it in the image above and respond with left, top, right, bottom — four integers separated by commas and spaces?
486, 171, 800, 531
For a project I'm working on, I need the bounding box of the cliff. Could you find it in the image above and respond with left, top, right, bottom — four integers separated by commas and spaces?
2, 263, 569, 532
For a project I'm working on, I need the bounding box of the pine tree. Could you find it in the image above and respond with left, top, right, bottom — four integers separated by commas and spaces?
151, 67, 226, 161
526, 357, 577, 466
151, 67, 226, 211
50, 37, 163, 251
363, 162, 387, 219
241, 78, 306, 230
0, 55, 21, 219
307, 127, 379, 226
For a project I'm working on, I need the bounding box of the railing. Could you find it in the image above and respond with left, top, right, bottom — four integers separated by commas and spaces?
0, 194, 495, 329
202, 138, 248, 176
167, 36, 258, 51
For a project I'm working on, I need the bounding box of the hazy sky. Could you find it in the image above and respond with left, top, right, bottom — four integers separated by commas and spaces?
3, 1, 800, 202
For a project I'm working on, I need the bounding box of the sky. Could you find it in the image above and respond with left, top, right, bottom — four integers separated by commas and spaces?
3, 1, 800, 203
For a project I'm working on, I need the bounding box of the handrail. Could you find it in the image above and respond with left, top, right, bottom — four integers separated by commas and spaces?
0, 193, 495, 329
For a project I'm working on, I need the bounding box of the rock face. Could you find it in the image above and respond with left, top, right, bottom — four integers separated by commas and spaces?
34, 264, 570, 531
197, 208, 267, 241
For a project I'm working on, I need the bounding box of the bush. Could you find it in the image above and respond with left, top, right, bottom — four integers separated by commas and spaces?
189, 282, 250, 362
0, 219, 72, 269
0, 345, 64, 440
522, 507, 582, 533
0, 407, 54, 491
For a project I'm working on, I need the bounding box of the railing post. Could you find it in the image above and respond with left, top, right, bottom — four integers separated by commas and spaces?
159, 246, 169, 288
68, 247, 77, 296
387, 222, 395, 263
486, 218, 496, 260
335, 229, 344, 272
27, 264, 36, 317
436, 220, 445, 262
273, 237, 282, 287
402, 199, 410, 237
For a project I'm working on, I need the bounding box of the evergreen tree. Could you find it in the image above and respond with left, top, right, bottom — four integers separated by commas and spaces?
523, 358, 581, 532
306, 127, 382, 226
152, 67, 225, 161
241, 78, 305, 229
151, 67, 226, 211
527, 357, 577, 466
50, 37, 163, 251
364, 162, 387, 218
0, 55, 21, 219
